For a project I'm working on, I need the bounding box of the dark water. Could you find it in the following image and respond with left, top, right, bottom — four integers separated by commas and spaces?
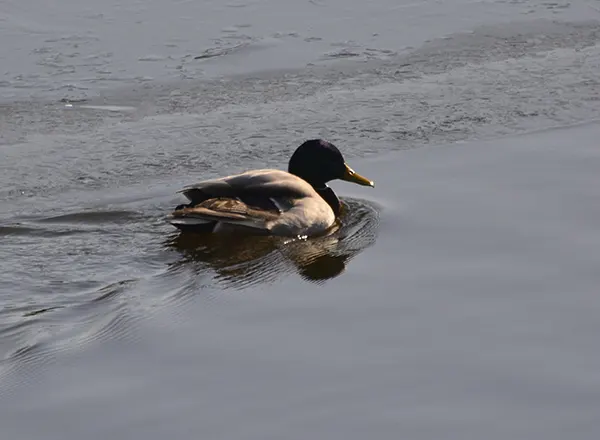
2, 0, 600, 438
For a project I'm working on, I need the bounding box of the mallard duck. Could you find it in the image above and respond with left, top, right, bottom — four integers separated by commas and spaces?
168, 139, 374, 236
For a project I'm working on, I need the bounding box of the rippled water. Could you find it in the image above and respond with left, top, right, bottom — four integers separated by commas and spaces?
2, 0, 600, 438
0, 196, 379, 389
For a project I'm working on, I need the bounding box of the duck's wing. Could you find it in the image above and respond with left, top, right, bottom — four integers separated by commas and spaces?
179, 169, 316, 208
170, 197, 281, 232
170, 169, 324, 233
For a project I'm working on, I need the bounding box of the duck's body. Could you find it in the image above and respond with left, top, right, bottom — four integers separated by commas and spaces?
169, 168, 338, 236
168, 139, 373, 237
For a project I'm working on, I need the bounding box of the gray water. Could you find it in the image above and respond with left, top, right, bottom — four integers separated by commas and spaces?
2, 0, 600, 438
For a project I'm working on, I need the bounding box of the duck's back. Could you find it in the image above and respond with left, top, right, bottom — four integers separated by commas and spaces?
180, 169, 319, 206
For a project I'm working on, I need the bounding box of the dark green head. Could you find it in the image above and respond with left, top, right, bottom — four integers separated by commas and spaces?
288, 139, 374, 189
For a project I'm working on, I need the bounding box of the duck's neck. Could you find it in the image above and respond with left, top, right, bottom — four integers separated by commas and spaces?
315, 185, 341, 217
289, 170, 342, 216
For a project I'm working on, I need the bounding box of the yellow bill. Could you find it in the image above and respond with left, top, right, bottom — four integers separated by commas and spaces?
341, 163, 375, 187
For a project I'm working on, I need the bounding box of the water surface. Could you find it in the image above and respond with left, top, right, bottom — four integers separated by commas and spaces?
2, 0, 600, 438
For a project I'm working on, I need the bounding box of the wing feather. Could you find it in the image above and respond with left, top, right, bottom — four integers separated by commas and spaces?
180, 169, 316, 205
170, 197, 281, 231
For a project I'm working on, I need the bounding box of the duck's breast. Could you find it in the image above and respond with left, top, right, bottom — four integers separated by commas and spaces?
268, 197, 335, 237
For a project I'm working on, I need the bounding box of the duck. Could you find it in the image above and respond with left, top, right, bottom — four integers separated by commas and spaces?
167, 139, 374, 237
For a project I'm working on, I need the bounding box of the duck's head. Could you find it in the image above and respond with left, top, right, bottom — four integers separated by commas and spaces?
288, 139, 374, 189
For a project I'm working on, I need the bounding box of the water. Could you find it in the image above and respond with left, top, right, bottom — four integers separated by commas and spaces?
2, 0, 600, 438
2, 0, 590, 102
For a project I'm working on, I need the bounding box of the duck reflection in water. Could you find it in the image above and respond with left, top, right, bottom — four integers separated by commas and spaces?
166, 198, 380, 287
